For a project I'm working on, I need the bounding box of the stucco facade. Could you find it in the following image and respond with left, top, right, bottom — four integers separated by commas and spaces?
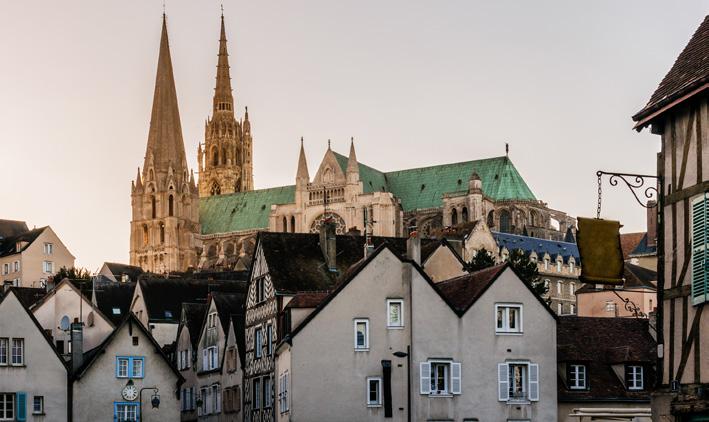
0, 290, 69, 422
72, 316, 182, 422
0, 226, 74, 288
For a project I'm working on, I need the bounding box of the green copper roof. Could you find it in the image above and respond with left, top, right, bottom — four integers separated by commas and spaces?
200, 155, 536, 234
200, 185, 295, 234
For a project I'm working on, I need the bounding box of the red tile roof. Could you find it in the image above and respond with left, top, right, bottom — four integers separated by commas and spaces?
435, 264, 507, 313
286, 291, 331, 309
619, 232, 645, 260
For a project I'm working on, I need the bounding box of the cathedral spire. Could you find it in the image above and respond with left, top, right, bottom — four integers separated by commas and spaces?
135, 167, 143, 189
296, 137, 310, 184
213, 13, 234, 114
346, 137, 359, 184
144, 14, 187, 174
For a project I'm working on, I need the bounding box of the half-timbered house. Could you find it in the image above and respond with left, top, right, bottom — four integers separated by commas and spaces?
632, 14, 709, 420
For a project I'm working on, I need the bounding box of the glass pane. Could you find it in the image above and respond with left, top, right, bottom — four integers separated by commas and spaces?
389, 303, 401, 325
356, 323, 366, 346
508, 308, 517, 329
132, 359, 143, 377
497, 308, 504, 329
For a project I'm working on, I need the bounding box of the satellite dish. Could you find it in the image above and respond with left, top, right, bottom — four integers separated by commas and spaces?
59, 315, 70, 331
87, 311, 95, 327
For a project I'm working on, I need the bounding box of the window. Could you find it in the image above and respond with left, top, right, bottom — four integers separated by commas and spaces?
2, 264, 7, 275
354, 319, 369, 350
116, 356, 144, 378
419, 360, 461, 396
13, 261, 19, 272
212, 384, 220, 413
168, 195, 174, 217
11, 338, 24, 365
0, 394, 14, 420
264, 376, 272, 408
570, 304, 575, 314
569, 283, 575, 295
495, 304, 522, 334
226, 346, 237, 372
279, 372, 289, 413
556, 281, 562, 295
387, 299, 404, 328
0, 338, 7, 365
202, 346, 218, 371
42, 261, 53, 274
605, 300, 617, 314
114, 402, 139, 421
253, 378, 261, 410
498, 362, 539, 402
207, 312, 218, 328
626, 365, 644, 390
199, 387, 209, 415
44, 243, 53, 255
543, 258, 549, 271
255, 328, 263, 359
367, 377, 382, 406
32, 396, 44, 414
112, 307, 121, 315
691, 194, 709, 305
132, 336, 139, 346
569, 261, 575, 273
151, 195, 156, 219
266, 324, 273, 356
159, 223, 165, 244
568, 364, 587, 389
256, 278, 265, 303
557, 260, 562, 273
557, 303, 563, 314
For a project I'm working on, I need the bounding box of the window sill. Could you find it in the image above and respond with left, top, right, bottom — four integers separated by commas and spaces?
506, 399, 530, 405
387, 325, 404, 330
0, 364, 27, 367
428, 393, 453, 398
354, 348, 370, 352
495, 331, 523, 336
367, 403, 382, 408
32, 412, 46, 416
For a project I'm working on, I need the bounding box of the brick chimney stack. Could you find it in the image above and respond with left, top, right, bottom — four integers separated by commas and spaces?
646, 200, 657, 248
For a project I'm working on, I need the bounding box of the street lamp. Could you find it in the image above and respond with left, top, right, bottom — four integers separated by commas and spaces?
393, 347, 411, 422
138, 386, 160, 420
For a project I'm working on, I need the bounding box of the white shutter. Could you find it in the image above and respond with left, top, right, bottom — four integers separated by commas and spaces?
692, 194, 709, 305
215, 347, 219, 369
420, 362, 431, 394
498, 363, 509, 401
203, 349, 208, 371
528, 363, 539, 401
451, 362, 462, 394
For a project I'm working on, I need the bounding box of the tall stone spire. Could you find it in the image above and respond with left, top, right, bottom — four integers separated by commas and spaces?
296, 137, 310, 184
213, 14, 234, 114
346, 137, 360, 184
144, 14, 187, 173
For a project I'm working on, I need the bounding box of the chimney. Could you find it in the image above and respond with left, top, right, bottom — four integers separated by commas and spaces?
319, 220, 337, 272
2, 281, 11, 294
407, 231, 421, 265
646, 200, 657, 248
70, 322, 83, 373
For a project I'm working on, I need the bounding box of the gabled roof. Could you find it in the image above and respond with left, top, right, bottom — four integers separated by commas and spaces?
30, 278, 116, 328
93, 281, 137, 325
6, 287, 46, 308
0, 219, 28, 239
628, 233, 657, 258
0, 289, 68, 371
179, 302, 208, 349
196, 293, 246, 373
103, 262, 144, 282
138, 277, 248, 323
421, 238, 466, 268
633, 15, 709, 127
557, 316, 655, 402
257, 232, 426, 294
211, 292, 246, 334
75, 312, 184, 384
0, 226, 46, 257
435, 265, 508, 314
493, 231, 580, 264
619, 232, 646, 261
285, 291, 331, 309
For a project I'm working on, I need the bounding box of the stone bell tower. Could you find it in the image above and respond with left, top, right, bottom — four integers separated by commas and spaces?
198, 14, 254, 197
130, 15, 200, 273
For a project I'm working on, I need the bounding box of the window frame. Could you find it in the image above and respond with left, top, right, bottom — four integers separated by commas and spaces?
115, 356, 145, 379
626, 365, 644, 391
0, 338, 7, 366
11, 338, 24, 366
254, 327, 263, 359
113, 402, 139, 422
568, 364, 587, 390
266, 324, 273, 356
366, 377, 382, 407
0, 393, 14, 420
253, 377, 261, 410
386, 299, 404, 329
32, 396, 44, 415
354, 318, 370, 351
495, 304, 523, 334
691, 194, 709, 305
279, 371, 289, 414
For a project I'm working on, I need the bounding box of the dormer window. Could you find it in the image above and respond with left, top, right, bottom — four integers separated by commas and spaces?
556, 260, 562, 273
625, 365, 644, 390
207, 312, 218, 329
568, 364, 587, 389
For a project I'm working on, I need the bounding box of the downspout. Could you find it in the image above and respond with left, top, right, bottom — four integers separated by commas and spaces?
408, 262, 413, 422
656, 166, 665, 387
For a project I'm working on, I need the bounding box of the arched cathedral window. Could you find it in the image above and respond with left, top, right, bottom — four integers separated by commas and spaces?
487, 210, 495, 228
499, 209, 511, 233
291, 216, 296, 233
151, 196, 156, 219
451, 208, 458, 226
168, 195, 174, 217
462, 207, 469, 223
159, 223, 165, 244
210, 181, 221, 196
212, 148, 219, 167
142, 225, 149, 245
282, 217, 288, 233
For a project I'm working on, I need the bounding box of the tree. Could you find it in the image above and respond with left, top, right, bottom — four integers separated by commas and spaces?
508, 249, 548, 297
467, 247, 496, 272
52, 266, 91, 283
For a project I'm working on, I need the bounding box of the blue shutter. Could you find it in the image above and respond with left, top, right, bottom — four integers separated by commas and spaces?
16, 392, 27, 421
692, 194, 709, 305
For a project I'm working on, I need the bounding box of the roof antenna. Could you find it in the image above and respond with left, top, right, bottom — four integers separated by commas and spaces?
505, 142, 509, 157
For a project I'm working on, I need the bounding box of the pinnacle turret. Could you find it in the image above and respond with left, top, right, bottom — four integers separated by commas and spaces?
296, 137, 310, 185
213, 14, 234, 114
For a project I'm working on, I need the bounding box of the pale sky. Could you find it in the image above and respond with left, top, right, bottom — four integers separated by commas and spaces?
1, 1, 707, 271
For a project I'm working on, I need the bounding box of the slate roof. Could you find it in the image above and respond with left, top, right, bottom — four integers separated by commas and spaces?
7, 287, 47, 308
0, 226, 46, 258
557, 316, 655, 402
620, 232, 646, 261
577, 263, 657, 294
633, 15, 709, 125
180, 302, 208, 349
103, 262, 144, 282
0, 220, 28, 239
258, 232, 435, 294
93, 282, 137, 325
628, 233, 657, 257
138, 277, 248, 323
211, 292, 246, 334
200, 154, 536, 234
493, 231, 580, 264
435, 264, 508, 313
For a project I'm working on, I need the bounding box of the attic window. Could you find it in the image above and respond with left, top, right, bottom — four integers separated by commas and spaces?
112, 308, 121, 315
164, 310, 173, 318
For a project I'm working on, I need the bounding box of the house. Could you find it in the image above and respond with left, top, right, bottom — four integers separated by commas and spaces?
92, 279, 137, 325
72, 313, 184, 421
576, 263, 657, 318
0, 289, 69, 421
275, 238, 557, 421
176, 302, 207, 421
193, 292, 245, 421
130, 276, 247, 347
557, 317, 655, 421
31, 278, 115, 354
0, 221, 75, 288
631, 14, 709, 419
98, 262, 144, 283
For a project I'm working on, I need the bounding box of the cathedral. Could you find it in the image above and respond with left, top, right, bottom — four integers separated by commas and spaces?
129, 14, 576, 273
